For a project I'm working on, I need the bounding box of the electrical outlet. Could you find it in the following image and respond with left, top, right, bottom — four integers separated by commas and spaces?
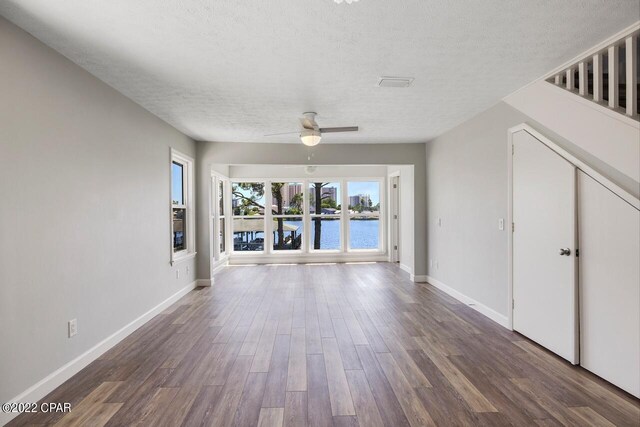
176, 269, 180, 279
437, 218, 442, 227
186, 266, 190, 274
68, 319, 78, 338
498, 218, 504, 231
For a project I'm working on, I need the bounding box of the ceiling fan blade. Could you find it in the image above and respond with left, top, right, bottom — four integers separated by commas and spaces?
318, 126, 359, 133
264, 131, 300, 137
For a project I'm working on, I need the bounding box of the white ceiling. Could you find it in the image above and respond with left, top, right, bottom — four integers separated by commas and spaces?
1, 1, 638, 144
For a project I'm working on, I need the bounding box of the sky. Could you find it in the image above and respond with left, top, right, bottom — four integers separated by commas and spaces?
171, 162, 183, 204
348, 181, 380, 204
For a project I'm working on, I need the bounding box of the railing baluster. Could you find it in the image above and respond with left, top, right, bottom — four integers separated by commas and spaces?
555, 74, 561, 85
608, 45, 619, 109
566, 68, 574, 90
579, 61, 587, 96
593, 53, 603, 102
625, 36, 637, 116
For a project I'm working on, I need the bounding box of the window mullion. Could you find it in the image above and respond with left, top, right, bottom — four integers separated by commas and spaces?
303, 180, 309, 253
265, 181, 273, 254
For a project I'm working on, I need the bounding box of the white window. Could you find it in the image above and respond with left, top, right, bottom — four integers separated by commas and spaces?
232, 182, 266, 252
272, 182, 304, 251
308, 181, 342, 251
212, 175, 228, 261
347, 180, 382, 250
171, 149, 195, 264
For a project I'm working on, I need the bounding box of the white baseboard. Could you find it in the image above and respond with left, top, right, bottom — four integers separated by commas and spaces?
399, 263, 413, 276
229, 253, 388, 265
211, 259, 229, 276
196, 279, 212, 287
425, 275, 509, 329
0, 280, 198, 427
410, 274, 428, 283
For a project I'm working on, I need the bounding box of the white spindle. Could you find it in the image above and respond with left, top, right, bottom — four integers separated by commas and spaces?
626, 36, 637, 116
566, 68, 574, 90
555, 74, 561, 85
609, 45, 619, 109
578, 61, 588, 96
593, 53, 603, 102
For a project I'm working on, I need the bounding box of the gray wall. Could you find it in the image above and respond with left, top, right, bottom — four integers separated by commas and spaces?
196, 141, 427, 280
0, 17, 196, 402
425, 100, 638, 317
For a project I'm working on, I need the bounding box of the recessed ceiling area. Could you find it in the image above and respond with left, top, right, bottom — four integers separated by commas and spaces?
1, 0, 637, 144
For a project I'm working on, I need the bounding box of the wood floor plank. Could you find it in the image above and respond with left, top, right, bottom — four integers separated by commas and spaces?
305, 298, 323, 355
568, 407, 616, 427
287, 327, 308, 392
284, 392, 307, 427
257, 407, 285, 427
375, 352, 436, 427
233, 372, 269, 427
352, 310, 389, 353
344, 370, 384, 427
415, 336, 497, 413
209, 355, 254, 427
321, 338, 356, 416
306, 354, 333, 427
53, 381, 122, 427
181, 385, 223, 426
354, 345, 410, 427
263, 334, 292, 408
251, 319, 279, 373
331, 317, 362, 370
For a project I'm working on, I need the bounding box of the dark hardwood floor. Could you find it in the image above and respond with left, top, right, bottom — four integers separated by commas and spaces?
8, 263, 639, 426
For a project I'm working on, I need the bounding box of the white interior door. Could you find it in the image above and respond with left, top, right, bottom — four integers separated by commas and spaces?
390, 176, 400, 263
578, 171, 640, 397
512, 130, 578, 364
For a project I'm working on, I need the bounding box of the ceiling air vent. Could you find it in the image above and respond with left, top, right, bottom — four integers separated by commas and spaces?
377, 76, 414, 88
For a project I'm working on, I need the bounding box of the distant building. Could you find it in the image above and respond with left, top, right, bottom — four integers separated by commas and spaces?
349, 194, 371, 208
322, 186, 337, 204
273, 183, 302, 209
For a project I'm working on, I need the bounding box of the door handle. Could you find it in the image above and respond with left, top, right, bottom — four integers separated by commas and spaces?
559, 248, 571, 256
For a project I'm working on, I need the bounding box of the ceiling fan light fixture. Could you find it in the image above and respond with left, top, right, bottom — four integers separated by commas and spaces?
300, 129, 322, 146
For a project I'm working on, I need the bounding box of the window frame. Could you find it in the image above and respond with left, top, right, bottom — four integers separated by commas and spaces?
307, 180, 344, 253
231, 181, 267, 254
170, 149, 196, 265
211, 174, 229, 262
271, 182, 305, 253
345, 178, 384, 252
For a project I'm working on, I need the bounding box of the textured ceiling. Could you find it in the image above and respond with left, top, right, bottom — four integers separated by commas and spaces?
1, 1, 638, 143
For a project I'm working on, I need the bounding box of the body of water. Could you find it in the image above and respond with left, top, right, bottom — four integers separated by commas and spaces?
284, 219, 379, 250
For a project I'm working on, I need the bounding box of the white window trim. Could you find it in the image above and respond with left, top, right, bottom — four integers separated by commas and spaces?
170, 149, 196, 265
211, 173, 229, 263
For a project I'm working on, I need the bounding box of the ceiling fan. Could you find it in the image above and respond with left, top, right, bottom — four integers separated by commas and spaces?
264, 112, 358, 146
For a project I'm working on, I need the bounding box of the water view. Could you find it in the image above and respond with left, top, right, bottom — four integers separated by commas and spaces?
286, 219, 379, 250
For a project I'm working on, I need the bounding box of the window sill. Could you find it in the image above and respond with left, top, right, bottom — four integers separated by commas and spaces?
171, 251, 197, 266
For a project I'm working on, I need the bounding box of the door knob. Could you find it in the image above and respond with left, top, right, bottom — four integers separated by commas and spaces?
559, 248, 571, 256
